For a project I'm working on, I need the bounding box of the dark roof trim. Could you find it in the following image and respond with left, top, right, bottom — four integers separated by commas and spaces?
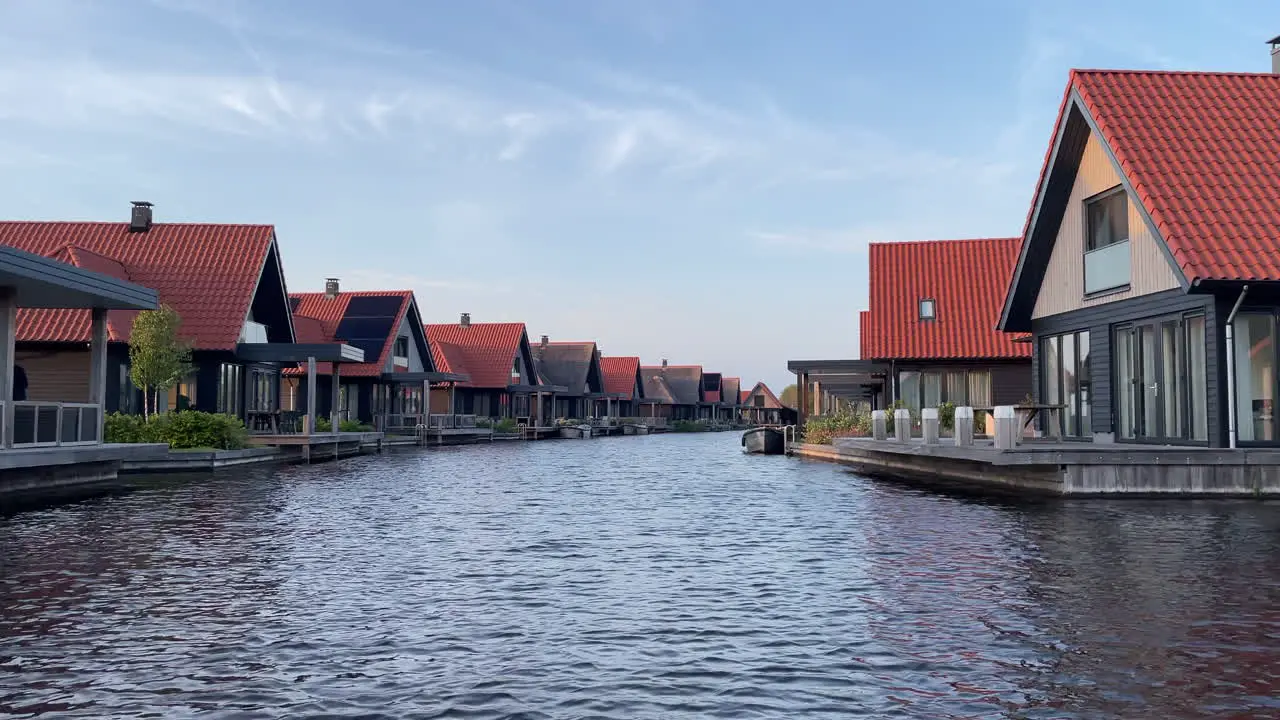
509, 383, 568, 393
382, 371, 469, 383
787, 359, 889, 374
999, 90, 1189, 332
236, 342, 365, 363
0, 244, 159, 310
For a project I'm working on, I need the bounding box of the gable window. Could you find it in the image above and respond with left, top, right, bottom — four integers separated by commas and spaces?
918, 298, 936, 320
1083, 186, 1131, 295
392, 336, 410, 368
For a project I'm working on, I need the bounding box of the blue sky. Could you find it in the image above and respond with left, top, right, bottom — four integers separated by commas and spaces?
0, 0, 1273, 392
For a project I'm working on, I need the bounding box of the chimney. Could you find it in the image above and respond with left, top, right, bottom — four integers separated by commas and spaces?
324, 278, 340, 299
1270, 35, 1280, 73
129, 201, 153, 233
661, 358, 668, 373
460, 312, 471, 328
540, 334, 549, 348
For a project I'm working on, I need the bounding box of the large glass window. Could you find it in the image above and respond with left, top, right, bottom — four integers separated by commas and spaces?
1115, 329, 1135, 439
1234, 313, 1275, 443
898, 369, 993, 409
967, 372, 992, 407
1041, 330, 1090, 437
1084, 187, 1131, 294
897, 371, 921, 412
248, 369, 276, 413
218, 363, 243, 417
1116, 313, 1208, 443
1186, 316, 1208, 441
118, 364, 136, 414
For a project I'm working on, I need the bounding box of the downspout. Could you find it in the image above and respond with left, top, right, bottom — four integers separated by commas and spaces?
1225, 284, 1249, 449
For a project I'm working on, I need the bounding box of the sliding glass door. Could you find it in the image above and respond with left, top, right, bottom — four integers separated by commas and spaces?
1114, 313, 1208, 443
1233, 313, 1275, 443
1040, 330, 1091, 437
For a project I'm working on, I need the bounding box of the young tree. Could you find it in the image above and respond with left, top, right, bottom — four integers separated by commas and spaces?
128, 305, 192, 418
779, 384, 798, 408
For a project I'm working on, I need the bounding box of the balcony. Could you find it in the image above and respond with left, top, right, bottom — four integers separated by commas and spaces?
1083, 240, 1130, 295
3, 401, 102, 447
239, 320, 269, 344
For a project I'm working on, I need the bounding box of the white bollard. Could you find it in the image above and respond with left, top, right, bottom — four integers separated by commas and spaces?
921, 407, 939, 444
871, 410, 888, 441
893, 408, 911, 443
994, 405, 1018, 449
954, 406, 974, 447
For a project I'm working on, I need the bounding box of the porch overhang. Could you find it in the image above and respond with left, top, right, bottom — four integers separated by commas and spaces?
381, 371, 470, 383
236, 342, 365, 363
787, 359, 887, 401
0, 245, 159, 310
509, 383, 567, 393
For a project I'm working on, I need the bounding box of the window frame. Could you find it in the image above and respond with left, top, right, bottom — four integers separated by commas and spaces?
1084, 185, 1129, 252
1040, 329, 1092, 439
1111, 311, 1207, 445
918, 298, 936, 321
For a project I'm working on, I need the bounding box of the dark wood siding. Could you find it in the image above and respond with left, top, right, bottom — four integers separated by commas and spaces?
1031, 288, 1219, 444
892, 359, 1031, 407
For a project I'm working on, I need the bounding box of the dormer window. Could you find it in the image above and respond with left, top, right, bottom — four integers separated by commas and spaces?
1084, 186, 1131, 295
918, 298, 936, 321
392, 336, 409, 368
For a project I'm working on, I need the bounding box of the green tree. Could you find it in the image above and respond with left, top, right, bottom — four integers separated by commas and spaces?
779, 384, 798, 407
128, 305, 192, 418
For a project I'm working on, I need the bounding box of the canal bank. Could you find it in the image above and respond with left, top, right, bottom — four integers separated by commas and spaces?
790, 438, 1280, 497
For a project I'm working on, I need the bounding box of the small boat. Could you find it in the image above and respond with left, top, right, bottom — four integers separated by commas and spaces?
558, 424, 593, 439
742, 427, 785, 455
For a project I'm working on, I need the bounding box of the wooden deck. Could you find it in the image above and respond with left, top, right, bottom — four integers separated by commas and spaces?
788, 437, 1280, 497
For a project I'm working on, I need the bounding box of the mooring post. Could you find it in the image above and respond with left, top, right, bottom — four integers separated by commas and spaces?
954, 406, 974, 447
994, 405, 1018, 449
921, 407, 939, 444
893, 408, 911, 443
871, 410, 887, 441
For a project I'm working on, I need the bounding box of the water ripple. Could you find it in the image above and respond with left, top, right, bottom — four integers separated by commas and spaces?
3, 434, 1280, 718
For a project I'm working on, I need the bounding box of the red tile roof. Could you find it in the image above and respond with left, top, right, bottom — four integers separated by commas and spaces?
600, 356, 641, 399
285, 291, 414, 377
1061, 70, 1280, 283
739, 390, 750, 404
0, 222, 275, 349
426, 322, 528, 389
861, 238, 1029, 361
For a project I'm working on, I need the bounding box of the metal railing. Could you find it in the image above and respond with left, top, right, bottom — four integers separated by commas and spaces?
2, 401, 102, 448
382, 413, 427, 432
427, 414, 478, 430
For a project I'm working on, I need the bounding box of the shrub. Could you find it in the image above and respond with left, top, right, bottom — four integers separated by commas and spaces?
671, 419, 708, 432
803, 411, 872, 445
105, 411, 247, 450
475, 417, 493, 428
938, 401, 956, 431
339, 419, 372, 432
884, 399, 911, 434
492, 417, 520, 433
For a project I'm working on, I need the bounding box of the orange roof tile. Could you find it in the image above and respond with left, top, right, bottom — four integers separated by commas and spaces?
426, 321, 529, 389
284, 291, 414, 377
0, 222, 275, 350
862, 238, 1029, 361
600, 356, 641, 399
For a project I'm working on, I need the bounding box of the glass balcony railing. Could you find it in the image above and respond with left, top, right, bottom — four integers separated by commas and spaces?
239, 320, 269, 344
1084, 240, 1131, 295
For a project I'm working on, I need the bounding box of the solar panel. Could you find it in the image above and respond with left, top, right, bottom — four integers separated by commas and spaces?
334, 316, 397, 343
347, 338, 386, 359
345, 295, 404, 318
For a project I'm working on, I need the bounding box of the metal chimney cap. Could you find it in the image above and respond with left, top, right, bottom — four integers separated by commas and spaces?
131, 200, 154, 207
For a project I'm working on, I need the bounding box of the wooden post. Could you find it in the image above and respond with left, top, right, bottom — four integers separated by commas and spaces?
0, 288, 14, 449
88, 307, 108, 442
305, 357, 317, 436
330, 363, 342, 432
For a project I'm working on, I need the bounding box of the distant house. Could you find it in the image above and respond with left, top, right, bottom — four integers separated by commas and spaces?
659, 364, 703, 420
700, 371, 723, 421
999, 67, 1280, 447
721, 376, 742, 423
533, 338, 606, 420
638, 366, 676, 419
426, 315, 544, 421
743, 382, 786, 425
285, 283, 454, 430
600, 356, 645, 417
0, 202, 302, 430
861, 238, 1032, 413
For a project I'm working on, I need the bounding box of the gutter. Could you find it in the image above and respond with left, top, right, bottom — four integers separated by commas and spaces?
1225, 285, 1249, 449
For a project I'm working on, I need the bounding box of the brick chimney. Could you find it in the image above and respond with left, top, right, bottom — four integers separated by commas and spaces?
1270, 35, 1280, 73
460, 312, 471, 328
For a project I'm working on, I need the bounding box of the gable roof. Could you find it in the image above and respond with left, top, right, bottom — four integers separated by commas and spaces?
0, 222, 278, 349
702, 372, 722, 403
426, 321, 529, 389
745, 382, 783, 409
1002, 69, 1280, 330
285, 291, 425, 377
661, 365, 703, 405
639, 367, 675, 404
862, 238, 1029, 361
600, 356, 643, 400
721, 377, 742, 407
739, 390, 750, 404
534, 341, 602, 396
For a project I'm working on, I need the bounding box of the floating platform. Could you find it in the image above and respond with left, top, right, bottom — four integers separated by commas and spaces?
0, 443, 169, 499
792, 438, 1280, 497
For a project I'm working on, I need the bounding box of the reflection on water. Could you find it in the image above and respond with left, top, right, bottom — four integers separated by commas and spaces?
2, 434, 1280, 718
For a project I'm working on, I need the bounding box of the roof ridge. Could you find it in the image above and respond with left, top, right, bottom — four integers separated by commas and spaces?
1072, 67, 1280, 79
0, 220, 276, 228
869, 237, 1020, 247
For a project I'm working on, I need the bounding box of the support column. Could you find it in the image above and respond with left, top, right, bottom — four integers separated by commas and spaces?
535, 391, 543, 426
330, 363, 342, 432
89, 307, 108, 442
449, 383, 456, 415
305, 357, 317, 435
797, 372, 809, 428
0, 288, 14, 449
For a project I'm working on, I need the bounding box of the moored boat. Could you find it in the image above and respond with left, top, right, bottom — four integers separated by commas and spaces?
742, 427, 785, 455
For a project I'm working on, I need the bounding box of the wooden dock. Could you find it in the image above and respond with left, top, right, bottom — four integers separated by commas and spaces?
791, 437, 1280, 497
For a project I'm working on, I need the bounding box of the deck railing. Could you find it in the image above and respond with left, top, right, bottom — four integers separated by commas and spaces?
428, 414, 478, 430
1, 401, 102, 448
630, 417, 668, 428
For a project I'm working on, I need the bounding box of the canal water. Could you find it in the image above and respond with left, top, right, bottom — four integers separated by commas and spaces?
2, 433, 1280, 719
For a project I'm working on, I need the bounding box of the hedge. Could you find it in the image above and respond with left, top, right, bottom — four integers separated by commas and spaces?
105, 411, 248, 450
